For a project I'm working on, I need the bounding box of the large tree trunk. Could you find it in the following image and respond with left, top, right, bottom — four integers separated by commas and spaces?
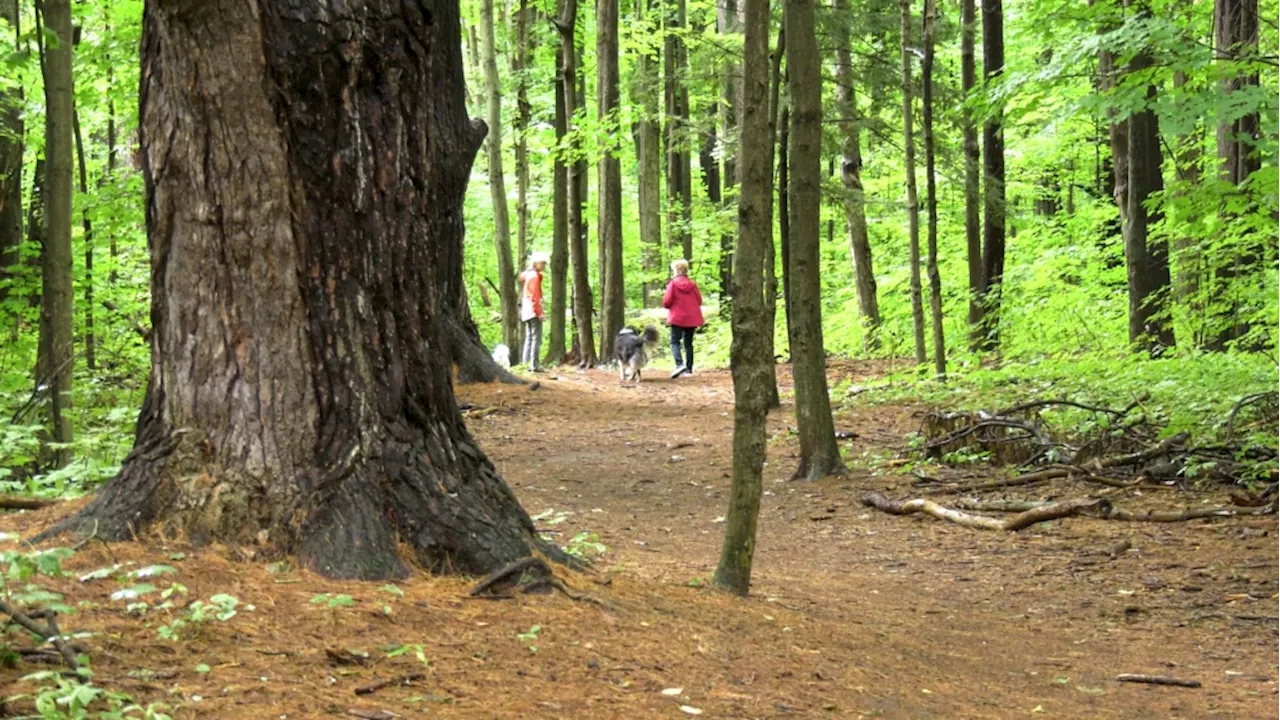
833, 0, 880, 353
41, 0, 76, 468
960, 0, 981, 352
597, 0, 625, 360
714, 0, 771, 596
557, 0, 597, 366
1206, 0, 1261, 350
0, 0, 21, 319
634, 0, 663, 308
977, 0, 1005, 352
899, 0, 925, 366
777, 93, 791, 344
41, 0, 556, 580
665, 0, 692, 260
921, 0, 945, 379
785, 0, 844, 482
547, 54, 569, 364
480, 0, 519, 350
1124, 30, 1175, 353
762, 23, 785, 410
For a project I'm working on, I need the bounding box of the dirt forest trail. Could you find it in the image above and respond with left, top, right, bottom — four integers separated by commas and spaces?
463, 362, 1278, 718
1, 362, 1275, 719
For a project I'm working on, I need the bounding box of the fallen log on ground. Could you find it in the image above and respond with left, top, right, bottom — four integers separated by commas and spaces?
1115, 673, 1201, 688
860, 493, 1107, 531
1095, 503, 1276, 522
0, 495, 60, 510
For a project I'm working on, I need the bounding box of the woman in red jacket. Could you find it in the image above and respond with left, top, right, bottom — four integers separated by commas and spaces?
662, 258, 704, 378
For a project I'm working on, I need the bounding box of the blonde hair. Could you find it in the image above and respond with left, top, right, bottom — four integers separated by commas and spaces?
671, 258, 690, 276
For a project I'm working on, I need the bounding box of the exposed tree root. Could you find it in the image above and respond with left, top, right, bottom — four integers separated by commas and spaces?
1094, 502, 1276, 522
467, 556, 608, 607
860, 492, 1106, 531
1115, 673, 1201, 688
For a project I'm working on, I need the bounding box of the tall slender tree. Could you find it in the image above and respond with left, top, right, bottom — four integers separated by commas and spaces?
665, 0, 692, 260
833, 0, 880, 352
634, 0, 663, 307
0, 0, 21, 316
547, 52, 569, 365
921, 0, 945, 378
900, 0, 926, 365
513, 0, 532, 269
556, 0, 597, 366
40, 0, 76, 467
717, 0, 743, 306
977, 0, 1006, 352
597, 0, 625, 359
479, 0, 519, 349
1207, 0, 1262, 350
786, 0, 845, 481
960, 0, 982, 351
1123, 3, 1175, 353
714, 0, 771, 596
73, 107, 95, 370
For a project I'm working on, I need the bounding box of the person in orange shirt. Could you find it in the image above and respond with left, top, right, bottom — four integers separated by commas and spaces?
518, 252, 548, 371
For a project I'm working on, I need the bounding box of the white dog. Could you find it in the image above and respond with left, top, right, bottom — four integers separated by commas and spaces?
491, 343, 511, 369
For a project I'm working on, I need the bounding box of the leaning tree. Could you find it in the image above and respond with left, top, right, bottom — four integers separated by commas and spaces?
40, 0, 553, 579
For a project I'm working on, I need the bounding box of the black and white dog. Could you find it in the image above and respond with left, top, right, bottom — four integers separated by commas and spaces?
614, 325, 661, 383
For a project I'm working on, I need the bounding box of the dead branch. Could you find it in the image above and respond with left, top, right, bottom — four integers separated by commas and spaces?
354, 673, 426, 696
0, 494, 60, 510
861, 492, 1106, 531
0, 600, 80, 669
923, 417, 1052, 452
468, 557, 551, 597
1094, 502, 1276, 522
998, 394, 1147, 419
951, 499, 1048, 513
1224, 391, 1278, 441
1115, 673, 1201, 688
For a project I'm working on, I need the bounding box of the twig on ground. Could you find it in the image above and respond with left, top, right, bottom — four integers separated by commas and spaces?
0, 600, 80, 669
1115, 673, 1201, 688
354, 673, 426, 696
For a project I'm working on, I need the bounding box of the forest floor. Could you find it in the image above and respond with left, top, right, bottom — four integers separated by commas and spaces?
1, 361, 1276, 719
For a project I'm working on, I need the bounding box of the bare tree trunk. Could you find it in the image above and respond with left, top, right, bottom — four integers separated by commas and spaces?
833, 0, 880, 353
634, 0, 663, 307
1206, 0, 1261, 350
777, 93, 791, 344
717, 0, 742, 310
0, 0, 21, 319
41, 0, 562, 580
40, 0, 76, 467
665, 0, 691, 260
900, 0, 925, 365
514, 0, 531, 269
960, 0, 981, 351
547, 51, 569, 365
1171, 68, 1201, 337
73, 106, 95, 371
557, 0, 596, 366
977, 0, 1005, 352
763, 23, 785, 410
922, 0, 945, 379
786, 0, 845, 481
597, 0, 625, 361
1124, 13, 1175, 354
479, 0, 519, 350
714, 0, 771, 596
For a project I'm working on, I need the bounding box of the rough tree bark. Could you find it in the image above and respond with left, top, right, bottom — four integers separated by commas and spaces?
40, 0, 557, 580
717, 0, 742, 309
714, 0, 771, 596
479, 0, 519, 350
785, 0, 844, 481
1124, 12, 1175, 353
921, 0, 945, 378
597, 0, 625, 360
41, 0, 75, 468
514, 0, 531, 272
977, 0, 1005, 352
777, 78, 791, 343
899, 0, 926, 365
763, 23, 785, 410
833, 0, 880, 353
634, 0, 663, 307
547, 52, 569, 364
960, 0, 981, 351
556, 0, 597, 366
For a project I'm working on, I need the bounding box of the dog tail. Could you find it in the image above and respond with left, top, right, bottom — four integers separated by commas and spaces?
642, 325, 660, 344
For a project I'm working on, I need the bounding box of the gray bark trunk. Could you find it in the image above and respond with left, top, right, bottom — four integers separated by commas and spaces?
557, 0, 596, 366
960, 0, 981, 351
547, 53, 569, 364
978, 0, 1005, 352
597, 0, 624, 360
0, 0, 21, 320
480, 0, 519, 350
921, 0, 945, 379
900, 0, 926, 365
785, 0, 844, 481
635, 0, 663, 307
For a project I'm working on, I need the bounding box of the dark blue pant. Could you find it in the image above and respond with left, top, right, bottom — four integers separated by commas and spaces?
670, 325, 695, 371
